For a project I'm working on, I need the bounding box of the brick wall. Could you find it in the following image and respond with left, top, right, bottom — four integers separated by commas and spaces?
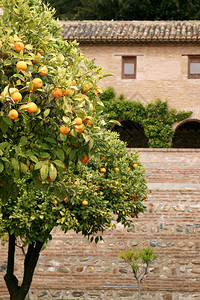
0, 149, 200, 300
80, 43, 200, 119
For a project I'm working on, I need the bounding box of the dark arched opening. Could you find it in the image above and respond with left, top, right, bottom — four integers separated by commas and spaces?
112, 120, 149, 148
172, 121, 200, 148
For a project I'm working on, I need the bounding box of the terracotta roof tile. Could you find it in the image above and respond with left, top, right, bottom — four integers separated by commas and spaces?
61, 20, 200, 44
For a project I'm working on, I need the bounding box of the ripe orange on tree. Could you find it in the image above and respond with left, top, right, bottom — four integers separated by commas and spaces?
52, 88, 62, 98
12, 92, 22, 102
9, 109, 18, 120
62, 88, 69, 96
74, 117, 82, 125
39, 66, 48, 76
133, 163, 138, 168
72, 80, 76, 86
16, 61, 27, 71
46, 176, 52, 183
114, 167, 120, 173
63, 164, 67, 171
84, 117, 93, 126
82, 87, 88, 94
1, 91, 9, 97
60, 125, 69, 135
75, 124, 84, 133
100, 168, 106, 174
14, 42, 24, 52
82, 200, 88, 206
131, 194, 137, 200
80, 154, 90, 164
26, 102, 38, 113
32, 78, 43, 90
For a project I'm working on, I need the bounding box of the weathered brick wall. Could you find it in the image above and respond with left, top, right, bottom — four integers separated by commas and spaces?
0, 149, 200, 300
80, 43, 200, 118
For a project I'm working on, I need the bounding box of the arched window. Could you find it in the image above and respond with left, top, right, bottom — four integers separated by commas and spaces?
172, 121, 200, 148
112, 120, 149, 148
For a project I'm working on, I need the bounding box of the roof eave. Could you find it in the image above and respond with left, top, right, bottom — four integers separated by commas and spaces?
64, 37, 200, 45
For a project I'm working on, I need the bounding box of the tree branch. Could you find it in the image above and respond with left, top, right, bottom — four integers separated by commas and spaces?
140, 263, 149, 282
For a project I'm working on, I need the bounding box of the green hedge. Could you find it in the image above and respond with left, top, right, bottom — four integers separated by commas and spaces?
100, 87, 192, 148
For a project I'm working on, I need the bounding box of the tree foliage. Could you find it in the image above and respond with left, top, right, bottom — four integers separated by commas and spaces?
119, 247, 159, 300
45, 0, 200, 20
43, 0, 81, 20
0, 0, 148, 299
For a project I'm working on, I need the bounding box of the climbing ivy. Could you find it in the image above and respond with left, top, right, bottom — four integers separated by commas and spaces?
100, 87, 192, 148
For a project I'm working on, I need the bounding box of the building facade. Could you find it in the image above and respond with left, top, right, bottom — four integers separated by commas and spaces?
62, 20, 200, 147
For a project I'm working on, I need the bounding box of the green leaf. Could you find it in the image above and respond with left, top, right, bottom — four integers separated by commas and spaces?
0, 142, 10, 150
43, 109, 50, 118
29, 155, 38, 163
14, 146, 21, 155
69, 149, 77, 161
13, 74, 25, 81
89, 138, 94, 150
0, 118, 8, 134
96, 99, 104, 107
53, 159, 65, 168
108, 120, 122, 126
39, 143, 50, 150
65, 147, 71, 155
49, 164, 57, 181
20, 162, 28, 174
40, 165, 49, 181
55, 149, 65, 161
11, 158, 19, 170
3, 116, 13, 126
0, 162, 4, 173
62, 116, 71, 124
73, 93, 86, 101
35, 161, 47, 170
82, 133, 90, 143
1, 157, 9, 162
44, 137, 57, 144
19, 136, 28, 146
38, 152, 50, 159
60, 133, 67, 141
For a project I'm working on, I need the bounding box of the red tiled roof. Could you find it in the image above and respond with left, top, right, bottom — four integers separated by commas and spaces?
61, 20, 200, 44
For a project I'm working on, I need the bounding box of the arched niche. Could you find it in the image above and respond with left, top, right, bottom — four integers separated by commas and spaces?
172, 120, 200, 148
112, 120, 149, 148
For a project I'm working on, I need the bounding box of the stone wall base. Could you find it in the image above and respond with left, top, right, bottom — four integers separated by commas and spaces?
2, 288, 199, 300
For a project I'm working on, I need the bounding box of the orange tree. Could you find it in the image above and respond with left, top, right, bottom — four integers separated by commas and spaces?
0, 0, 148, 299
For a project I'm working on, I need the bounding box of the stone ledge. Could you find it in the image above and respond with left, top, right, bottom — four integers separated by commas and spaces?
127, 148, 200, 153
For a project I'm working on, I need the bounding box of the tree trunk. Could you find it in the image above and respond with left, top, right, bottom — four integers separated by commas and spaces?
4, 234, 44, 300
137, 279, 142, 300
